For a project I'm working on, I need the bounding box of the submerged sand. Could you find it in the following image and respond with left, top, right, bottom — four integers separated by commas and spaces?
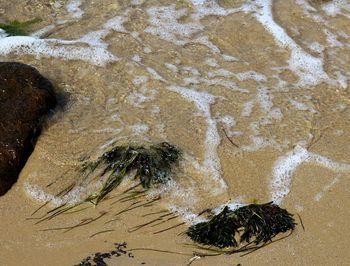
0, 0, 350, 265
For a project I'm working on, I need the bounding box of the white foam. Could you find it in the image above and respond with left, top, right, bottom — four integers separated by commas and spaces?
78, 30, 109, 48
208, 69, 234, 78
183, 77, 200, 85
190, 0, 208, 5
145, 5, 202, 46
131, 0, 145, 5
314, 176, 339, 202
167, 85, 227, 193
289, 99, 317, 113
322, 0, 350, 18
205, 57, 219, 67
168, 205, 207, 224
104, 15, 128, 33
270, 145, 310, 204
241, 100, 255, 117
308, 42, 324, 54
93, 127, 123, 134
194, 35, 221, 53
212, 200, 245, 215
270, 146, 350, 204
241, 135, 280, 152
181, 66, 248, 92
334, 71, 349, 89
191, 1, 243, 19
310, 152, 350, 172
143, 47, 152, 53
145, 3, 242, 53
222, 54, 239, 62
202, 78, 248, 93
25, 182, 86, 206
127, 92, 153, 107
0, 34, 117, 66
0, 29, 8, 38
236, 71, 267, 82
146, 67, 166, 81
67, 0, 84, 19
256, 88, 283, 120
31, 25, 56, 38
244, 0, 329, 87
164, 63, 178, 73
323, 29, 343, 48
132, 76, 149, 86
220, 115, 236, 128
182, 66, 201, 76
99, 138, 119, 150
130, 123, 150, 135
131, 54, 142, 62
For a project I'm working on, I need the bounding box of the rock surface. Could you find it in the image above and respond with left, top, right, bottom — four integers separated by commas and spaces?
0, 62, 56, 195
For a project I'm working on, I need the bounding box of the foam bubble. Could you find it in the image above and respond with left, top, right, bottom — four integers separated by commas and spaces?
132, 54, 142, 62
205, 58, 219, 67
322, 0, 350, 18
104, 15, 128, 33
127, 92, 153, 107
67, 0, 84, 19
220, 115, 236, 128
164, 63, 178, 73
130, 123, 150, 135
289, 99, 317, 113
132, 76, 149, 86
208, 69, 234, 78
131, 0, 145, 5
241, 100, 255, 117
0, 29, 8, 38
222, 54, 239, 62
190, 0, 208, 5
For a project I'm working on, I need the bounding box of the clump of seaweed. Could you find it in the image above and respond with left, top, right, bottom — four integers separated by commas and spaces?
35, 142, 181, 221
186, 202, 296, 249
0, 18, 42, 36
82, 141, 181, 204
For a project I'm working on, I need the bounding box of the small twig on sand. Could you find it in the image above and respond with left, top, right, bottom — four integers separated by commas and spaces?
222, 128, 239, 148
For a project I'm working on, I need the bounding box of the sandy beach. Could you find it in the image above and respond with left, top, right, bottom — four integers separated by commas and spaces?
1, 0, 350, 265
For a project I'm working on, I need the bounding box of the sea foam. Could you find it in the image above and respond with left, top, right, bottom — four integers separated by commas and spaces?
271, 146, 350, 204
167, 85, 227, 193
244, 0, 329, 87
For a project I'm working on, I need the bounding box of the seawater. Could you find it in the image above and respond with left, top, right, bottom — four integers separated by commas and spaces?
1, 0, 350, 224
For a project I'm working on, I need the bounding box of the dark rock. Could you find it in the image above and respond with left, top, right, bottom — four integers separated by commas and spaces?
0, 62, 56, 195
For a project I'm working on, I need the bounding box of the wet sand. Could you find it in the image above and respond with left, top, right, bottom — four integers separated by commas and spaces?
0, 0, 350, 265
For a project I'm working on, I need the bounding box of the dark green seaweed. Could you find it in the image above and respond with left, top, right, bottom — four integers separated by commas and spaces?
186, 202, 296, 249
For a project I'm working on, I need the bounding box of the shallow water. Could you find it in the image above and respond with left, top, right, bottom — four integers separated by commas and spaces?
1, 0, 350, 265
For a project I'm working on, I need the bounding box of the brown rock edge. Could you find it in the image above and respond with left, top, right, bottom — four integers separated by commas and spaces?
0, 62, 56, 195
